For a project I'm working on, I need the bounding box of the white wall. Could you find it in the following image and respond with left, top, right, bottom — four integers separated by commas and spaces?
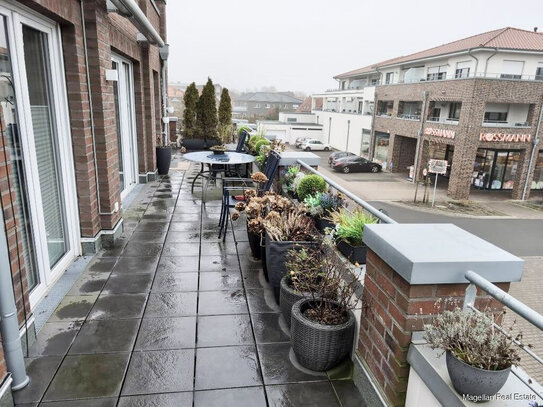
315, 111, 372, 154
258, 121, 323, 144
278, 112, 317, 124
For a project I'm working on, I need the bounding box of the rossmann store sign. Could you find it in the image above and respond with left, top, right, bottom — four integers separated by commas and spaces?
479, 132, 532, 143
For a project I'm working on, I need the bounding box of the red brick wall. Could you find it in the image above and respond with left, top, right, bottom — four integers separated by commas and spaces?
0, 341, 6, 384
359, 249, 509, 406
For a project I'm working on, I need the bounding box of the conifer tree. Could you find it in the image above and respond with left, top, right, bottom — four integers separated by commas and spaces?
196, 77, 218, 141
218, 88, 232, 127
182, 82, 198, 139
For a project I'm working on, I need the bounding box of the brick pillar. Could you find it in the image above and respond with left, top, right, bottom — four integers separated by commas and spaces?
358, 223, 523, 407
448, 136, 477, 200
83, 0, 121, 230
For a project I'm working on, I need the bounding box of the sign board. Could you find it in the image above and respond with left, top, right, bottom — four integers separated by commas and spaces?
424, 127, 455, 140
479, 133, 532, 143
428, 159, 448, 174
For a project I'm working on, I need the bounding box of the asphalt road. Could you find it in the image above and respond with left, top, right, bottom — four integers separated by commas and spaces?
292, 148, 543, 257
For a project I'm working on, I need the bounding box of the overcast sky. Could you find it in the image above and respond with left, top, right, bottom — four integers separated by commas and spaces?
166, 0, 543, 95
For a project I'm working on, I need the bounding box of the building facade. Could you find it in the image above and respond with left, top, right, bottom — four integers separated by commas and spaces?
313, 27, 543, 200
257, 112, 323, 144
233, 92, 303, 120
0, 0, 167, 402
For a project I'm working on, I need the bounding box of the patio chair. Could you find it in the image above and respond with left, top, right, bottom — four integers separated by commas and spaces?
218, 151, 281, 240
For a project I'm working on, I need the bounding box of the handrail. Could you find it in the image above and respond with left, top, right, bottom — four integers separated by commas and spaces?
296, 159, 397, 224
464, 270, 543, 331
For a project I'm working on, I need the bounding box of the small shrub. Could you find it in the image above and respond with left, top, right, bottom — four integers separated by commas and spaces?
297, 174, 327, 201
254, 138, 271, 154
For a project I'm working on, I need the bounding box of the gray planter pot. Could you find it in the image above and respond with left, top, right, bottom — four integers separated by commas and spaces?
446, 351, 511, 400
279, 277, 312, 329
265, 234, 315, 304
182, 138, 205, 150
291, 298, 355, 372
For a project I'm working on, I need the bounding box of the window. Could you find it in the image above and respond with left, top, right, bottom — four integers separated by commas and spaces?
500, 60, 524, 79
448, 102, 462, 120
455, 61, 471, 78
532, 151, 543, 189
361, 129, 371, 158
385, 72, 393, 84
371, 78, 379, 85
266, 103, 271, 108
287, 118, 297, 122
427, 65, 447, 81
255, 103, 260, 108
292, 104, 299, 109
536, 63, 543, 81
484, 111, 508, 123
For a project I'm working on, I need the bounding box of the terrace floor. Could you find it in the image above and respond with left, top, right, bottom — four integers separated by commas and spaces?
14, 152, 365, 407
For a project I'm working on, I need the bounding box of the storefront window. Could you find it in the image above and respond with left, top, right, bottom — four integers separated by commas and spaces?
502, 152, 520, 190
360, 129, 371, 158
473, 149, 521, 191
373, 132, 390, 167
532, 151, 543, 190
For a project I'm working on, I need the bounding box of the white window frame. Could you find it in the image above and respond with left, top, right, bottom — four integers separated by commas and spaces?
0, 2, 80, 308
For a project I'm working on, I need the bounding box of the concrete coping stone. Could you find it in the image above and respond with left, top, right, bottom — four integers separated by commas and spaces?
363, 223, 524, 284
279, 152, 320, 167
407, 332, 543, 406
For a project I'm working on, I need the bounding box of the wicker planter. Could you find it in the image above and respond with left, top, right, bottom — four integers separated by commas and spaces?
279, 277, 312, 329
336, 240, 367, 265
291, 298, 355, 371
446, 351, 511, 400
247, 229, 262, 260
265, 234, 315, 303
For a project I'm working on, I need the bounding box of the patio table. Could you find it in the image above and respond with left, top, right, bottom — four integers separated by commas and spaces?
183, 151, 255, 202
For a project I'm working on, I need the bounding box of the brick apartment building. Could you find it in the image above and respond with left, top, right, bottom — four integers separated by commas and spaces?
319, 27, 543, 200
0, 0, 167, 401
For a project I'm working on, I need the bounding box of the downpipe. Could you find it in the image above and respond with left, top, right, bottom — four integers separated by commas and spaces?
0, 210, 29, 390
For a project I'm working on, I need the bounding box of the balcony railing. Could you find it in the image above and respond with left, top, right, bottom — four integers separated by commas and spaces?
463, 270, 543, 399
381, 71, 543, 85
482, 120, 530, 128
427, 117, 460, 125
397, 113, 421, 121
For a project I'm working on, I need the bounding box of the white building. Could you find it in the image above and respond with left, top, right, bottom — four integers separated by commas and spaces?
257, 112, 323, 144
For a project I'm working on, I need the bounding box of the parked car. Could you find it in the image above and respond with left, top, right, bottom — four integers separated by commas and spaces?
328, 151, 356, 167
332, 156, 382, 174
300, 139, 331, 151
295, 137, 309, 148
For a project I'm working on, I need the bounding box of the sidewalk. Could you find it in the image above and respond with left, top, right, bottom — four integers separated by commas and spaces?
13, 153, 365, 407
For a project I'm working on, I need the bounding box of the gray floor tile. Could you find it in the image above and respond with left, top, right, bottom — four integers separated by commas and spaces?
258, 343, 327, 385
102, 273, 154, 294
195, 346, 262, 390
40, 399, 117, 406
112, 256, 159, 274
198, 290, 248, 315
157, 256, 199, 272
193, 387, 267, 407
197, 315, 253, 347
169, 222, 201, 232
246, 288, 281, 313
69, 319, 139, 354
88, 294, 147, 320
242, 269, 268, 289
198, 271, 243, 291
118, 392, 193, 407
135, 317, 196, 350
161, 242, 200, 257
86, 257, 118, 273
266, 382, 341, 407
43, 353, 130, 401
332, 380, 367, 407
134, 220, 169, 233
129, 231, 168, 243
67, 273, 109, 295
252, 312, 290, 344
152, 272, 198, 292
122, 349, 195, 395
145, 292, 197, 317
165, 231, 200, 242
28, 322, 80, 357
199, 255, 240, 272
13, 356, 63, 404
122, 242, 163, 257
48, 295, 98, 322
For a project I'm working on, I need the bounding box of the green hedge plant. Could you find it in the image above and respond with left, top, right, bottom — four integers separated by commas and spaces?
329, 209, 378, 247
296, 174, 327, 201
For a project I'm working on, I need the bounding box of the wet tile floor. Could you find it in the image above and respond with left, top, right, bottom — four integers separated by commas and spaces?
14, 155, 366, 407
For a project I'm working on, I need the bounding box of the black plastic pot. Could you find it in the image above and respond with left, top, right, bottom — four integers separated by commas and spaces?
247, 229, 262, 260
315, 218, 335, 234
261, 237, 269, 282
291, 298, 355, 372
336, 240, 367, 265
205, 139, 221, 149
265, 234, 315, 304
182, 138, 205, 150
156, 146, 172, 175
446, 351, 511, 400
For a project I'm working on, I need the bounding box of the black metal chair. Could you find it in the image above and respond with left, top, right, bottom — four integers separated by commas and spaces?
218, 151, 281, 240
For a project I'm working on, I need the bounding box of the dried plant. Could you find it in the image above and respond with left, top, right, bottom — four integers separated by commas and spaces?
251, 171, 268, 184
263, 206, 316, 242
424, 307, 522, 370
288, 242, 359, 325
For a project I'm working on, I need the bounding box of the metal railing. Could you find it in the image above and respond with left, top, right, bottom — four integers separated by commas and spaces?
463, 270, 543, 398
482, 120, 530, 127
427, 117, 459, 124
296, 159, 397, 224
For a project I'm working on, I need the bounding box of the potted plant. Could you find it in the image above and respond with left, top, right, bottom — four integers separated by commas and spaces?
304, 192, 344, 234
290, 244, 358, 371
328, 208, 378, 265
263, 205, 317, 303
424, 307, 521, 400
156, 141, 172, 175
281, 165, 300, 197
296, 174, 327, 201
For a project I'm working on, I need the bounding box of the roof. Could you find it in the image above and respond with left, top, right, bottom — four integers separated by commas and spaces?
335, 27, 543, 79
235, 92, 303, 104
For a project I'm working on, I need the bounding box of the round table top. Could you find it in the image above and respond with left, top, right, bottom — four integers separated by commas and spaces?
183, 151, 255, 165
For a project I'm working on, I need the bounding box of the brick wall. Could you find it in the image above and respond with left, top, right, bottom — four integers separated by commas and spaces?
359, 249, 509, 406
0, 341, 5, 384
373, 78, 543, 199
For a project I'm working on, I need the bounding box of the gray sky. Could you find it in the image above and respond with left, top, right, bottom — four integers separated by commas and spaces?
166, 0, 543, 95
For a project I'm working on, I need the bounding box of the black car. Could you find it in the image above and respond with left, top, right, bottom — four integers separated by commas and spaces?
332, 156, 382, 174
328, 151, 356, 166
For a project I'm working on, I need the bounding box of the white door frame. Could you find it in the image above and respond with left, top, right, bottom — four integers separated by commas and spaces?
111, 53, 138, 200
0, 1, 80, 308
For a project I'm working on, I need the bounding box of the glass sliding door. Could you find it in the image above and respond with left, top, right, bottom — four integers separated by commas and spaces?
112, 54, 137, 199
